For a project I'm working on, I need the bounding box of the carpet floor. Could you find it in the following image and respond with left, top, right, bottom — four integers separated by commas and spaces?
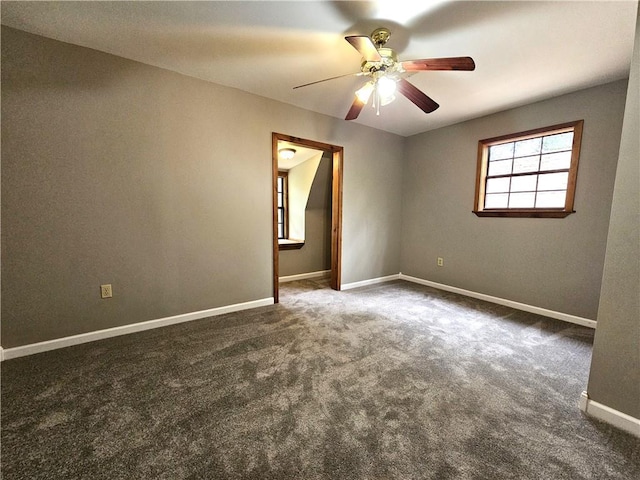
1, 279, 639, 479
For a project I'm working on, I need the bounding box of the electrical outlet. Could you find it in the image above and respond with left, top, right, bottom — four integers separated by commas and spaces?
100, 284, 113, 299
437, 257, 444, 267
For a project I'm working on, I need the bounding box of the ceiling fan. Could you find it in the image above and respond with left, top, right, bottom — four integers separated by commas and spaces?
294, 28, 475, 120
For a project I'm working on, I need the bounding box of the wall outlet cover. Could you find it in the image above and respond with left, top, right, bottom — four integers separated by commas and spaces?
100, 284, 113, 298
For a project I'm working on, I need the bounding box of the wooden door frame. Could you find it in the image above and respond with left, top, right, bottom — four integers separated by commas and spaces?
272, 132, 343, 303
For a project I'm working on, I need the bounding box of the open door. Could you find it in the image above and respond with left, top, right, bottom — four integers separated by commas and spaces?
272, 133, 343, 303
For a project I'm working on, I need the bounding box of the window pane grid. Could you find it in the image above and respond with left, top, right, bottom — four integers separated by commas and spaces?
484, 130, 573, 210
277, 175, 286, 239
475, 120, 582, 217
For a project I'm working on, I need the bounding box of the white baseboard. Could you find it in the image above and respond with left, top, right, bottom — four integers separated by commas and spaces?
580, 391, 640, 437
0, 347, 4, 362
341, 274, 400, 291
279, 270, 330, 283
399, 273, 596, 329
2, 297, 274, 361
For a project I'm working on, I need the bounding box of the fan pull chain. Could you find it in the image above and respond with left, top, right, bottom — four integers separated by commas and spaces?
371, 83, 376, 111
373, 80, 380, 116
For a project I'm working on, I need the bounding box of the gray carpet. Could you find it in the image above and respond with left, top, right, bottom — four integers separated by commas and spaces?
1, 279, 639, 479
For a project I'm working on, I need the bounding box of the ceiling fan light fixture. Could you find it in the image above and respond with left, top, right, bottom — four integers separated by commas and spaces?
378, 77, 396, 99
355, 81, 375, 103
279, 148, 296, 160
379, 92, 396, 107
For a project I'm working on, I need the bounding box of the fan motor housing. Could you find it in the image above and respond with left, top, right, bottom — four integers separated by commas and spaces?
361, 47, 402, 76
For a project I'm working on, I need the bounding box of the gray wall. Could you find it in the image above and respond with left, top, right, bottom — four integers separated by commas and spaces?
401, 80, 628, 320
587, 12, 640, 419
279, 155, 332, 277
1, 27, 404, 348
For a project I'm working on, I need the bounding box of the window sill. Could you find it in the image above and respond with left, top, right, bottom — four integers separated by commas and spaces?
278, 239, 305, 250
473, 209, 575, 218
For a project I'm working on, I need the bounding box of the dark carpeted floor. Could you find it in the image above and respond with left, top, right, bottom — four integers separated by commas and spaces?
1, 279, 639, 479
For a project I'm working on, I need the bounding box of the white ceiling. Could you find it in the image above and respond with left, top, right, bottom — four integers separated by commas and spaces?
1, 1, 637, 137
278, 142, 324, 171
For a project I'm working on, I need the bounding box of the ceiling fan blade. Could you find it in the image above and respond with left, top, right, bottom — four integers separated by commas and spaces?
397, 78, 439, 114
293, 72, 362, 89
345, 35, 382, 62
401, 57, 476, 72
345, 96, 366, 120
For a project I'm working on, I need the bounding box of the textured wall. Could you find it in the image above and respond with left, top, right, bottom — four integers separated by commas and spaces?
1, 27, 404, 347
588, 11, 640, 420
401, 80, 628, 319
285, 153, 322, 241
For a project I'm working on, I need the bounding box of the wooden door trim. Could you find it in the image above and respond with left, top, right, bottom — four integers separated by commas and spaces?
330, 149, 343, 290
272, 132, 343, 302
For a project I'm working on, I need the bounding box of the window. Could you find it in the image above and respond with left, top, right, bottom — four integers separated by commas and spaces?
277, 172, 304, 250
473, 120, 583, 218
277, 172, 288, 239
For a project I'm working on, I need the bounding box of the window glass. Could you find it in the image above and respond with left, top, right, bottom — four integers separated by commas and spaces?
509, 192, 536, 208
485, 193, 509, 209
486, 177, 510, 193
277, 173, 287, 239
514, 137, 542, 157
510, 175, 537, 192
536, 191, 566, 208
489, 143, 514, 161
488, 159, 512, 176
542, 132, 573, 153
513, 156, 540, 174
537, 172, 568, 191
540, 151, 572, 171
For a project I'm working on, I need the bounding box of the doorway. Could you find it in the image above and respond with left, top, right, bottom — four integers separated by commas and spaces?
272, 133, 343, 303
